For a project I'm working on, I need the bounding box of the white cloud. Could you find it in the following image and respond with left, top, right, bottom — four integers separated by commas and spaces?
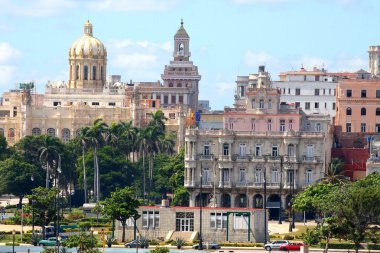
113, 53, 157, 69
0, 65, 17, 88
215, 82, 235, 96
87, 0, 180, 11
245, 51, 277, 67
0, 43, 21, 64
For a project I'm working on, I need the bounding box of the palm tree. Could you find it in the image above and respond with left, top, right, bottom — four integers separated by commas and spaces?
159, 132, 176, 155
320, 157, 347, 185
148, 109, 167, 132
88, 119, 108, 202
119, 121, 137, 162
77, 126, 92, 203
38, 135, 61, 189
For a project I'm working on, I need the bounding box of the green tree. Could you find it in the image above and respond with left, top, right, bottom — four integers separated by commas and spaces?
320, 158, 347, 185
0, 158, 43, 206
172, 187, 189, 206
148, 109, 167, 132
0, 135, 10, 161
101, 187, 140, 242
62, 232, 97, 251
28, 187, 59, 239
38, 135, 61, 188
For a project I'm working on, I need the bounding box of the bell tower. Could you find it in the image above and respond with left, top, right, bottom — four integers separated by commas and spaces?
161, 19, 201, 110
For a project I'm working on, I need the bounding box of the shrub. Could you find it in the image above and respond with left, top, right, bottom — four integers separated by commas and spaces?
173, 238, 185, 249
301, 228, 320, 245
150, 247, 170, 253
319, 243, 360, 249
368, 244, 380, 250
78, 221, 92, 231
283, 235, 295, 240
164, 239, 173, 245
148, 240, 160, 245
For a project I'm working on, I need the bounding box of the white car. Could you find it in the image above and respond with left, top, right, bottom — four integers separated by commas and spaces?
264, 240, 289, 251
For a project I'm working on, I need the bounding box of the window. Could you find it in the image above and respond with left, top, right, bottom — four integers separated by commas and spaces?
203, 144, 210, 155
53, 101, 61, 106
47, 128, 55, 137
361, 108, 366, 116
288, 119, 293, 130
92, 102, 99, 106
8, 128, 14, 138
315, 123, 321, 132
100, 66, 103, 80
223, 143, 229, 156
142, 211, 160, 228
254, 168, 262, 183
84, 65, 88, 80
346, 123, 352, 132
377, 90, 380, 98
268, 99, 272, 109
169, 113, 176, 119
280, 120, 285, 132
251, 119, 256, 131
108, 102, 116, 106
314, 89, 320, 95
306, 144, 314, 158
361, 123, 366, 133
287, 169, 294, 184
251, 99, 256, 108
240, 86, 245, 97
376, 108, 380, 116
255, 144, 262, 156
171, 95, 176, 104
295, 102, 300, 108
272, 145, 278, 157
76, 65, 79, 80
287, 144, 295, 156
210, 213, 227, 229
346, 89, 352, 97
288, 88, 290, 94
179, 95, 183, 104
164, 95, 168, 104
92, 66, 96, 80
361, 90, 367, 98
267, 119, 272, 131
306, 169, 313, 185
325, 102, 327, 109
233, 213, 249, 229
305, 102, 310, 110
0, 128, 4, 136
346, 107, 352, 116
315, 102, 319, 109
271, 168, 279, 183
306, 123, 311, 131
239, 143, 246, 157
259, 99, 264, 109
323, 89, 326, 95
239, 168, 246, 183
332, 103, 336, 110
32, 128, 41, 136
329, 89, 332, 95
202, 168, 210, 182
295, 88, 300, 95
62, 128, 70, 143
222, 169, 230, 182
168, 83, 173, 87
177, 83, 182, 87
376, 124, 380, 133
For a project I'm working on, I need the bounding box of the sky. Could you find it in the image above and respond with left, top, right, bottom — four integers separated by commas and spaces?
0, 0, 380, 109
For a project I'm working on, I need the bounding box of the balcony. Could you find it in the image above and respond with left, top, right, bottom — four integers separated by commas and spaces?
302, 155, 320, 163
218, 155, 231, 161
184, 180, 195, 187
198, 154, 214, 161
218, 180, 232, 188
233, 154, 251, 162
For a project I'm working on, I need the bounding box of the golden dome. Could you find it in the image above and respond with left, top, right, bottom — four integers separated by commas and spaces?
69, 20, 106, 58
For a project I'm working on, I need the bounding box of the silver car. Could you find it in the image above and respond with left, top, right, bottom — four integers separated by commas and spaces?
264, 240, 289, 251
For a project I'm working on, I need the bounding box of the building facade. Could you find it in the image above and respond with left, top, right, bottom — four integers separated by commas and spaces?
0, 20, 200, 148
185, 66, 332, 221
119, 205, 266, 243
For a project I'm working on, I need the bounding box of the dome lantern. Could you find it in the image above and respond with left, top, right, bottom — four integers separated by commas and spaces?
84, 20, 93, 36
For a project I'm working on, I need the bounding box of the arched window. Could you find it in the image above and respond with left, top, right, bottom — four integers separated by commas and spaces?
259, 99, 264, 109
47, 128, 55, 137
251, 99, 256, 108
253, 194, 263, 208
178, 43, 184, 55
268, 99, 272, 109
287, 144, 295, 156
221, 194, 231, 208
0, 128, 4, 136
76, 65, 79, 80
169, 83, 173, 87
223, 143, 229, 156
361, 107, 366, 116
62, 128, 71, 143
346, 107, 352, 116
84, 65, 88, 80
100, 66, 103, 80
92, 66, 97, 80
8, 128, 14, 138
376, 108, 380, 116
177, 83, 182, 87
32, 128, 41, 136
236, 194, 247, 208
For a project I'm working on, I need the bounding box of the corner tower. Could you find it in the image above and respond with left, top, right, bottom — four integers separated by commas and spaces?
68, 20, 107, 90
161, 19, 201, 110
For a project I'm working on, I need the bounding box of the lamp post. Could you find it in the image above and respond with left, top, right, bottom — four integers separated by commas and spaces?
12, 229, 15, 253
20, 204, 24, 242
279, 156, 283, 224
199, 165, 203, 250
288, 168, 295, 232
263, 166, 267, 244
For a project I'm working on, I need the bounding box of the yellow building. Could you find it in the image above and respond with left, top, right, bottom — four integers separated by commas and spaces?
0, 20, 201, 147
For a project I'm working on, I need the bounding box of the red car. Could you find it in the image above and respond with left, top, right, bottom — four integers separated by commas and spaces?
279, 242, 305, 251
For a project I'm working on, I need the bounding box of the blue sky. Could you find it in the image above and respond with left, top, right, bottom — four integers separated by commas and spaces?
0, 0, 379, 109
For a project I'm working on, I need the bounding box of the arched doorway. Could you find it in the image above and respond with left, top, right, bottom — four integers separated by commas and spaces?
253, 194, 263, 208
195, 193, 210, 207
221, 193, 231, 207
268, 194, 281, 220
235, 194, 247, 208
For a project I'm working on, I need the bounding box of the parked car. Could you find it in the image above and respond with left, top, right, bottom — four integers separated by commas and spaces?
38, 237, 63, 246
124, 239, 149, 248
264, 240, 289, 251
279, 242, 305, 251
192, 242, 221, 250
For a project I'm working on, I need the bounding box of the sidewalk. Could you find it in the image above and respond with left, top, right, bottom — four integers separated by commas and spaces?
268, 220, 317, 234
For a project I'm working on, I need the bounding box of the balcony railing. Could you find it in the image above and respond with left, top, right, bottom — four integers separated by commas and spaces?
198, 154, 214, 160
218, 155, 231, 161
302, 155, 319, 163
218, 181, 232, 188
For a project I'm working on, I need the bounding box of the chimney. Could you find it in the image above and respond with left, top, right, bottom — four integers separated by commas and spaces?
258, 65, 265, 73
161, 199, 169, 208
